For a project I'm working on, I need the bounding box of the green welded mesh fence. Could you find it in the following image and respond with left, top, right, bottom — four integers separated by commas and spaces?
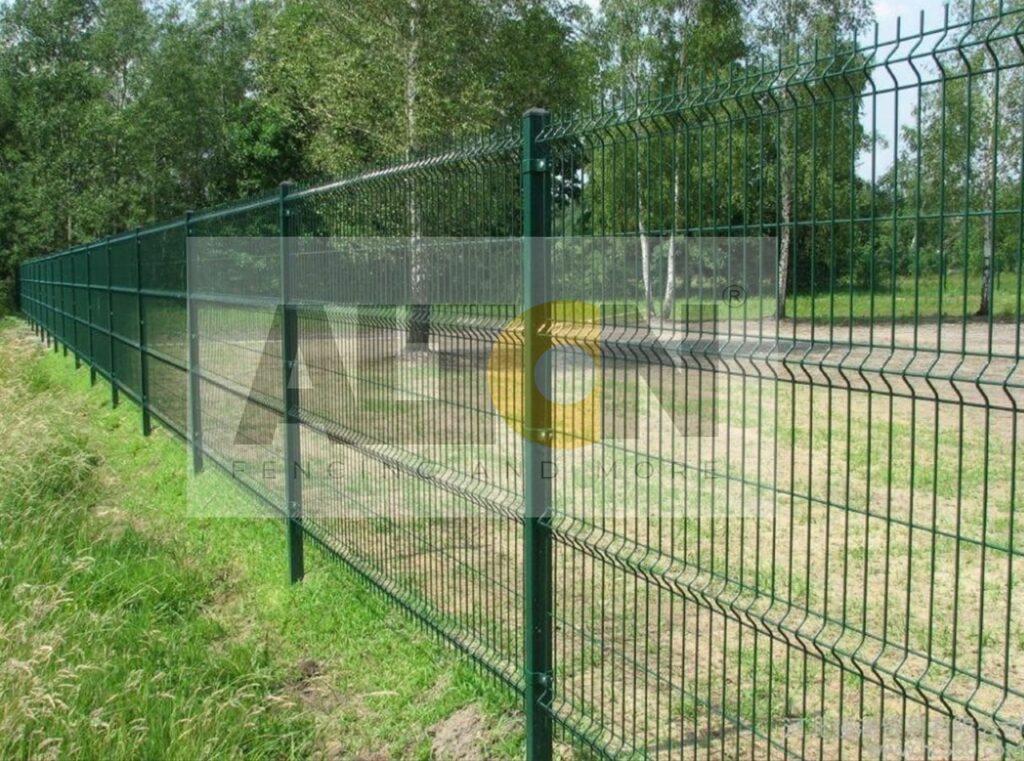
17, 9, 1024, 760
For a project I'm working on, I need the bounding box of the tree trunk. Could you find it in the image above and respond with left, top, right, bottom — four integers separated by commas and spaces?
776, 99, 793, 321
630, 57, 656, 324
774, 19, 799, 323
976, 212, 994, 317
408, 187, 430, 347
661, 165, 681, 320
776, 186, 791, 320
637, 205, 655, 323
976, 122, 997, 317
404, 0, 429, 350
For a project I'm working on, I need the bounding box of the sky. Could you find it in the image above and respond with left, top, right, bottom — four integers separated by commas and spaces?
874, 0, 951, 33
858, 0, 950, 177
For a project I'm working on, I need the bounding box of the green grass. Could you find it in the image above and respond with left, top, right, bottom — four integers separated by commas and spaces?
782, 272, 1022, 323
669, 273, 1022, 323
0, 318, 521, 760
435, 272, 1023, 325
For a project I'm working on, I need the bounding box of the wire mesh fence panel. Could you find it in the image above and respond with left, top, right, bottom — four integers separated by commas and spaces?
139, 222, 189, 436
285, 132, 527, 687
71, 249, 89, 357
90, 243, 112, 378
14, 8, 1024, 760
537, 7, 1024, 759
109, 234, 141, 401
187, 197, 286, 510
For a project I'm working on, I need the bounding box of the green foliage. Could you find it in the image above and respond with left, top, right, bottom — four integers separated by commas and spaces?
896, 0, 1024, 312
0, 277, 11, 317
0, 0, 596, 283
0, 0, 299, 269
253, 0, 594, 174
7, 0, 1016, 320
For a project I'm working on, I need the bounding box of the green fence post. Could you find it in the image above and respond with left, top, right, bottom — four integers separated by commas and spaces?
279, 181, 305, 583
521, 106, 553, 761
57, 255, 62, 350
87, 244, 97, 386
73, 249, 81, 369
52, 257, 59, 353
63, 253, 70, 358
136, 228, 151, 436
106, 238, 118, 407
40, 263, 45, 342
27, 264, 32, 332
50, 257, 55, 346
40, 262, 45, 342
61, 253, 68, 358
185, 210, 204, 474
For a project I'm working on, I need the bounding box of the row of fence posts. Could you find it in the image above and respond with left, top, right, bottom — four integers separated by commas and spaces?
26, 107, 557, 761
30, 229, 137, 411
181, 194, 308, 586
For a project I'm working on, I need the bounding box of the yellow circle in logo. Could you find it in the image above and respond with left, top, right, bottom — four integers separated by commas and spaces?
486, 300, 602, 449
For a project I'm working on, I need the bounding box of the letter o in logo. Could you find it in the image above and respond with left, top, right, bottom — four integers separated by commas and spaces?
486, 301, 603, 449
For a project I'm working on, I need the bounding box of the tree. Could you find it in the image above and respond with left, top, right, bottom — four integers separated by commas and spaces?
752, 0, 872, 318
591, 0, 746, 320
1, 0, 109, 253
131, 0, 300, 217
902, 0, 1024, 316
254, 0, 594, 345
255, 0, 592, 176
0, 0, 297, 284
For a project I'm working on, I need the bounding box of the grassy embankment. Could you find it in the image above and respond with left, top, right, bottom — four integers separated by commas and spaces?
0, 318, 521, 760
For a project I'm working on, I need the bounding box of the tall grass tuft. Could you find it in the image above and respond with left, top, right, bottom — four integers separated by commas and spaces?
0, 323, 313, 760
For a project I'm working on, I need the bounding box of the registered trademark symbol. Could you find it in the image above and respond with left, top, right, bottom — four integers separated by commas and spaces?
721, 284, 746, 306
